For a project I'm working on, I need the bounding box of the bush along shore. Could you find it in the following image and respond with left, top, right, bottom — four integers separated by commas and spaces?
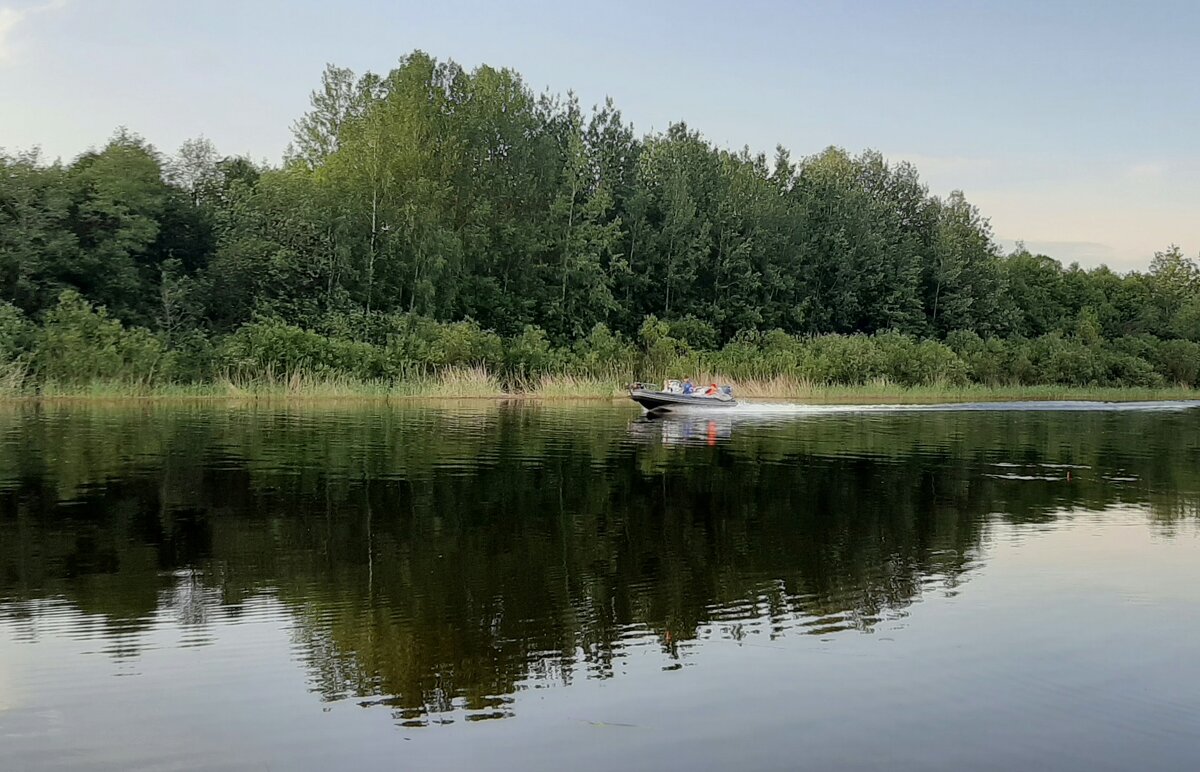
6, 50, 1200, 403
3, 294, 1200, 402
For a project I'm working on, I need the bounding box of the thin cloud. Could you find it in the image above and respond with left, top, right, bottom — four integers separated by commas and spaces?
0, 0, 66, 63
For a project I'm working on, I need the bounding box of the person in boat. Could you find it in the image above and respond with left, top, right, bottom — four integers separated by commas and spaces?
704, 382, 719, 396
682, 378, 696, 395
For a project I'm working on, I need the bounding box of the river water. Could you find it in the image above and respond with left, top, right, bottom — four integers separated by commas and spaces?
1, 401, 1199, 771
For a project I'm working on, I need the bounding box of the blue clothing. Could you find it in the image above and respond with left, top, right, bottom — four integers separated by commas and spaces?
682, 382, 695, 394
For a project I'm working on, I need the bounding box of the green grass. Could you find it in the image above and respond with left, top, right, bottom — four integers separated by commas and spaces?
215, 365, 504, 399
524, 374, 626, 399
3, 367, 504, 402
2, 368, 1198, 404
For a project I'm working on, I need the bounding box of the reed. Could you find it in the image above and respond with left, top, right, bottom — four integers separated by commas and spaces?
214, 370, 397, 399
525, 373, 624, 399
2, 370, 1197, 404
419, 365, 506, 398
212, 365, 504, 399
0, 361, 29, 398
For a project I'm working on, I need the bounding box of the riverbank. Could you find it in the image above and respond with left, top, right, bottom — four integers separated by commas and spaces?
3, 370, 1198, 404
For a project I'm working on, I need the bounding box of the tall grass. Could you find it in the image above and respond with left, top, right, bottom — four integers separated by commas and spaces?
0, 361, 28, 398
419, 366, 505, 398
36, 379, 221, 399
3, 372, 1197, 404
527, 374, 624, 399
14, 366, 506, 402
521, 373, 1200, 404
216, 365, 504, 399
215, 369, 397, 399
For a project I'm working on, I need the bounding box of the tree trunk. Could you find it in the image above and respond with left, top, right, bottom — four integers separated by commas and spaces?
560, 181, 577, 306
367, 184, 378, 314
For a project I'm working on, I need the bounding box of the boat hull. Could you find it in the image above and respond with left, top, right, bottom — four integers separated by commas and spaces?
629, 388, 737, 412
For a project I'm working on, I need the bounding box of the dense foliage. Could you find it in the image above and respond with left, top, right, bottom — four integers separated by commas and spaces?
3, 51, 1200, 389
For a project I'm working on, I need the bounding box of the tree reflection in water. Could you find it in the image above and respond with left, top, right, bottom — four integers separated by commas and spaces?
1, 403, 1197, 724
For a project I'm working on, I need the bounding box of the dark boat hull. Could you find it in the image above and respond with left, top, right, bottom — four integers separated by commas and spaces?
629, 388, 737, 412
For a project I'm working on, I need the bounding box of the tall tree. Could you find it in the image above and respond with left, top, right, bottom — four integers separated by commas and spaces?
291, 65, 365, 170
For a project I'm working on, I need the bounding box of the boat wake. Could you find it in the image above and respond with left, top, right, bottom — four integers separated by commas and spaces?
630, 399, 1200, 448
726, 399, 1200, 416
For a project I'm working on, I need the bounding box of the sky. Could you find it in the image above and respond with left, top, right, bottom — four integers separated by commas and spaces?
1, 0, 1197, 271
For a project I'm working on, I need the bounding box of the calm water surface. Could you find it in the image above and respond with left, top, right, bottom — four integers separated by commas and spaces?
2, 401, 1200, 771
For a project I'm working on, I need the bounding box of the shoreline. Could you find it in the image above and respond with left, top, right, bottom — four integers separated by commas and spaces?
2, 382, 1199, 406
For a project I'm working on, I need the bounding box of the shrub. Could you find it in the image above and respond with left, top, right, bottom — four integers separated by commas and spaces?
1101, 350, 1162, 388
637, 315, 686, 378
874, 331, 967, 386
216, 318, 382, 379
430, 320, 504, 370
0, 301, 33, 363
1155, 339, 1200, 386
162, 328, 216, 383
946, 331, 1012, 385
798, 334, 886, 384
380, 315, 503, 376
571, 323, 638, 379
35, 291, 166, 384
1025, 334, 1106, 386
505, 325, 561, 380
667, 315, 718, 352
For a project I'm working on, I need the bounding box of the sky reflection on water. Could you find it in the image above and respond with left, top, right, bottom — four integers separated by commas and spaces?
2, 403, 1199, 771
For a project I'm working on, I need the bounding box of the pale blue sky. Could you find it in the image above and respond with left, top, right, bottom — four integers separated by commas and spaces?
2, 0, 1197, 270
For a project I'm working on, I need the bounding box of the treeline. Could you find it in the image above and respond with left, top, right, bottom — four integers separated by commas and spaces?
3, 50, 1200, 390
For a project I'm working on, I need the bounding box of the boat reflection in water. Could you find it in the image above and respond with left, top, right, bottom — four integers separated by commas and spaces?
629, 412, 734, 446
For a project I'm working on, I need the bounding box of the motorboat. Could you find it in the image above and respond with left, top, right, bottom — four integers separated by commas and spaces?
628, 380, 737, 412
